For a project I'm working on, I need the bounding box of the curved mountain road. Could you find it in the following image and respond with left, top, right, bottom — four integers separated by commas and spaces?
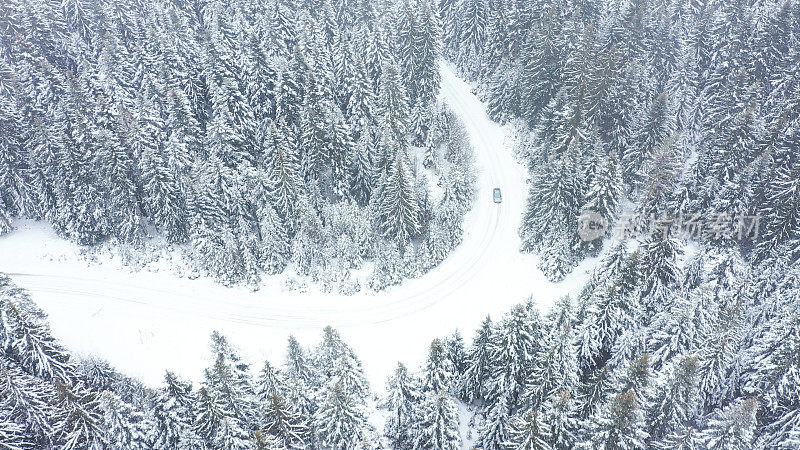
0, 62, 596, 386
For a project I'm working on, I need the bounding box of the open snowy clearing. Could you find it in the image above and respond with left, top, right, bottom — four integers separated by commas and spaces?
0, 62, 599, 389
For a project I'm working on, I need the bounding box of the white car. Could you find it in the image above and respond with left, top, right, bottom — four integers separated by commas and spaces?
493, 188, 502, 203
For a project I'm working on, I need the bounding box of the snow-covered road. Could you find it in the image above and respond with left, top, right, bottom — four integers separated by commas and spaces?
0, 62, 598, 387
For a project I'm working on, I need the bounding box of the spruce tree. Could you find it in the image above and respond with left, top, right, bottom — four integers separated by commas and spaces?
646, 355, 701, 446
581, 150, 623, 242
527, 297, 578, 411
480, 394, 511, 450
203, 332, 256, 429
377, 149, 421, 247
461, 316, 494, 403
265, 122, 301, 223
260, 394, 310, 448
283, 335, 316, 417
383, 362, 422, 449
100, 391, 150, 450
52, 383, 107, 450
0, 276, 74, 383
422, 339, 456, 395
0, 363, 52, 445
313, 381, 373, 449
487, 304, 541, 411
508, 409, 552, 450
698, 398, 759, 450
376, 62, 410, 142
413, 390, 461, 450
150, 376, 193, 449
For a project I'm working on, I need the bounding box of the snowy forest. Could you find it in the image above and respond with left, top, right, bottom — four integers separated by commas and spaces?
2, 250, 800, 448
0, 0, 476, 291
443, 0, 799, 283
2, 0, 800, 448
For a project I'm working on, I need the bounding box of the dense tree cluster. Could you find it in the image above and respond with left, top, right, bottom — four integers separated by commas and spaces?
4, 0, 800, 447
423, 1, 799, 447
0, 273, 380, 449
453, 245, 797, 448
418, 241, 800, 450
0, 0, 476, 290
443, 0, 800, 281
383, 242, 800, 449
6, 244, 800, 449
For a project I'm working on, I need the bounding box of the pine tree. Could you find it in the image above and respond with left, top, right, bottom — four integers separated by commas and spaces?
0, 96, 33, 223
377, 149, 421, 247
376, 62, 410, 142
544, 388, 579, 450
699, 398, 759, 450
345, 50, 375, 139
527, 297, 578, 411
508, 409, 552, 450
579, 388, 648, 450
254, 195, 291, 275
349, 132, 374, 206
422, 339, 456, 395
414, 390, 461, 450
383, 362, 422, 449
487, 304, 541, 411
459, 0, 488, 70
480, 394, 511, 450
581, 149, 623, 241
582, 354, 653, 449
756, 158, 800, 262
406, 0, 442, 106
575, 249, 643, 376
276, 58, 305, 128
260, 394, 309, 448
0, 276, 74, 383
52, 383, 107, 450
203, 332, 256, 428
444, 330, 468, 377
461, 316, 494, 403
624, 92, 673, 184
0, 363, 52, 444
139, 143, 188, 244
298, 99, 328, 186
520, 143, 583, 255
265, 122, 300, 224
150, 374, 194, 449
397, 0, 419, 88
313, 381, 373, 449
255, 360, 285, 402
100, 391, 150, 450
639, 229, 682, 311
283, 335, 316, 417
54, 95, 109, 245
213, 415, 253, 450
193, 387, 228, 447
0, 414, 31, 450
315, 326, 370, 400
517, 9, 563, 121
325, 109, 355, 201
647, 286, 713, 372
0, 202, 11, 236
93, 98, 144, 244
538, 233, 576, 283
647, 355, 701, 446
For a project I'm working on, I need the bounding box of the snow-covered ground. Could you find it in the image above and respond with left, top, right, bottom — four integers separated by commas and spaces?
0, 62, 599, 391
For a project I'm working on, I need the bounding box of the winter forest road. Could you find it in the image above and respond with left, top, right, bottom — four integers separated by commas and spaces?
0, 62, 598, 387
